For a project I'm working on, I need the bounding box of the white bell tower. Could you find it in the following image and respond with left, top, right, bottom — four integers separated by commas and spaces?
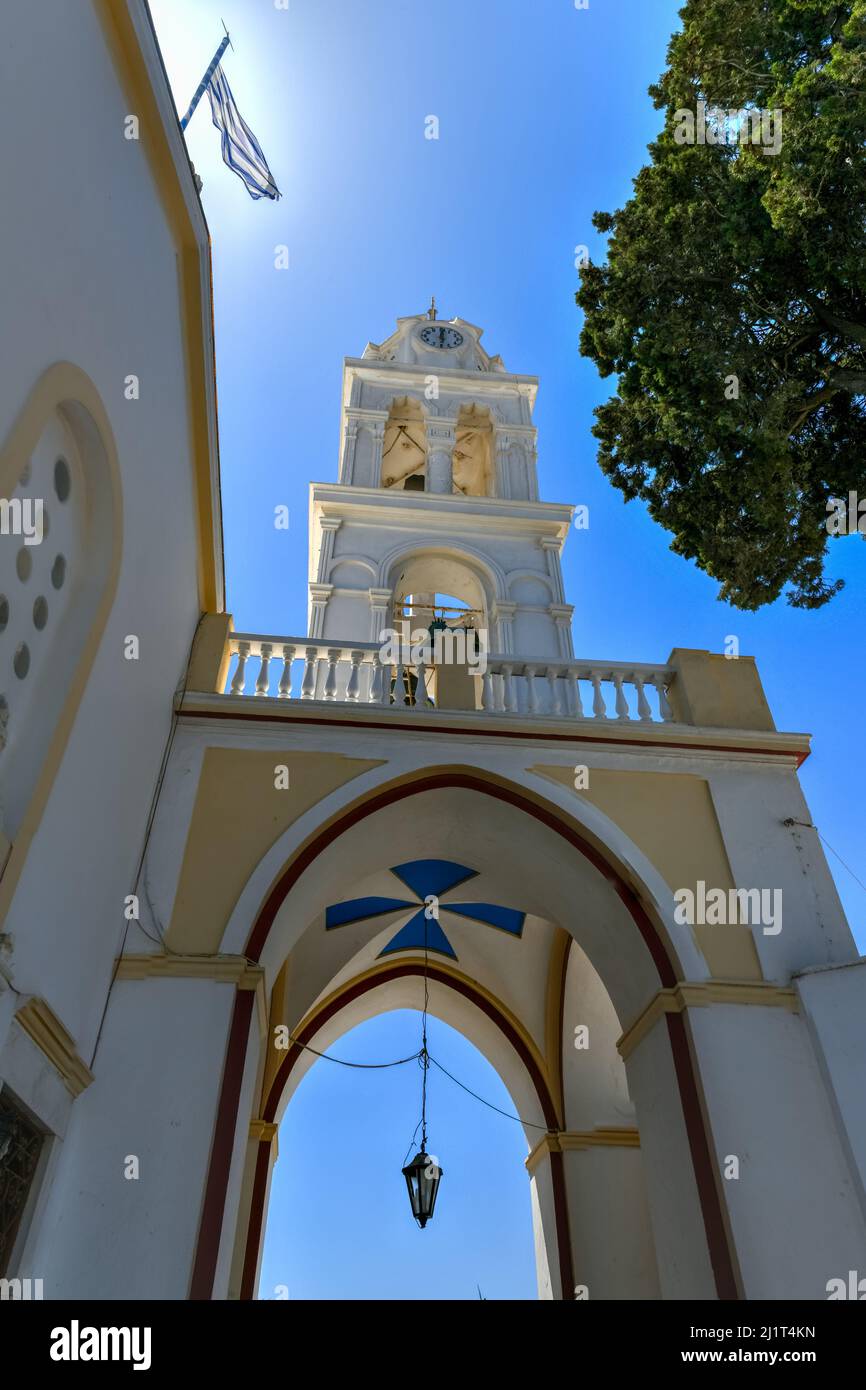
308, 304, 575, 664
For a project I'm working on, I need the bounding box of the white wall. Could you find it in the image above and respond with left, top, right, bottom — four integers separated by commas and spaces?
0, 0, 205, 1063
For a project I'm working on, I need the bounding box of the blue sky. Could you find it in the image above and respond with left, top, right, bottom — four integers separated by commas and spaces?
150, 0, 866, 1298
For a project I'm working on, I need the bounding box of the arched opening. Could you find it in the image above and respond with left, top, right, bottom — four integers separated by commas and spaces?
258, 1010, 538, 1299
453, 403, 494, 497
238, 950, 570, 1300
390, 553, 492, 639
380, 397, 426, 491
192, 772, 732, 1303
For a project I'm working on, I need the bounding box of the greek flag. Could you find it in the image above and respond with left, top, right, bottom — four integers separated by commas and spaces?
205, 64, 280, 201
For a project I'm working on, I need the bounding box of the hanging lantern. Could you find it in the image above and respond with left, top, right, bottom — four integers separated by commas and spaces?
401, 1149, 443, 1229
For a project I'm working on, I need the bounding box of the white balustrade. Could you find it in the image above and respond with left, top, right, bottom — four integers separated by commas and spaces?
220, 634, 678, 725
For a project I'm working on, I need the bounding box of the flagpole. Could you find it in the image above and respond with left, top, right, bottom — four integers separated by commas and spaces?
179, 32, 232, 131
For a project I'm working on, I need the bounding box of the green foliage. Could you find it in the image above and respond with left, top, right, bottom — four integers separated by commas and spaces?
577, 0, 866, 608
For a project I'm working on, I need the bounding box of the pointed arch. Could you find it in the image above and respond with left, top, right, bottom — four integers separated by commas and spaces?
239, 959, 570, 1300
190, 768, 736, 1304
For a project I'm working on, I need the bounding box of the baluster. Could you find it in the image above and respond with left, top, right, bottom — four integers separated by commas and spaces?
301, 647, 318, 700
414, 656, 432, 708
278, 644, 295, 698
591, 672, 607, 719
492, 670, 505, 712
230, 642, 250, 695
393, 657, 409, 705
368, 655, 384, 704
567, 667, 584, 718
324, 649, 341, 701
502, 663, 516, 713
255, 643, 272, 697
525, 665, 539, 715
547, 667, 562, 716
481, 668, 495, 711
634, 673, 652, 721
613, 671, 630, 720
346, 651, 364, 703
654, 674, 675, 722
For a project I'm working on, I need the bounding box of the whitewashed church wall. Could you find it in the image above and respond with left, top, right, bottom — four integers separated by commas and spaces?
0, 2, 204, 1057
687, 1002, 866, 1298
706, 766, 857, 977
563, 1146, 661, 1299
15, 977, 237, 1299
797, 961, 866, 1223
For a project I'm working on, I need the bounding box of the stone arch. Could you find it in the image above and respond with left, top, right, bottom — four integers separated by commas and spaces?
378, 539, 507, 599
0, 363, 122, 897
190, 769, 733, 1302
237, 959, 569, 1300
376, 540, 507, 644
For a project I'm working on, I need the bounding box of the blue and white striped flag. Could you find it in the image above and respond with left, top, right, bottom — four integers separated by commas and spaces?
205, 63, 280, 201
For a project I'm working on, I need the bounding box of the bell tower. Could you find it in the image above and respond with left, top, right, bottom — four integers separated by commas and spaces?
308, 306, 575, 665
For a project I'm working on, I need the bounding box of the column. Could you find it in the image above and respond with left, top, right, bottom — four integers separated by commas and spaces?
316, 518, 342, 582
492, 599, 516, 656
308, 583, 333, 639
540, 537, 566, 603
549, 603, 575, 659
494, 431, 511, 500
339, 416, 359, 484
368, 587, 393, 645
369, 420, 386, 489
525, 439, 540, 500
527, 1133, 661, 1300
425, 421, 456, 494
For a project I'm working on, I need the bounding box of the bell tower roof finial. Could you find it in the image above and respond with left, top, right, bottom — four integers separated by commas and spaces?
426, 295, 437, 321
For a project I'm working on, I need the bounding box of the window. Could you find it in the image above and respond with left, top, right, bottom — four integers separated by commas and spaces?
0, 1089, 45, 1276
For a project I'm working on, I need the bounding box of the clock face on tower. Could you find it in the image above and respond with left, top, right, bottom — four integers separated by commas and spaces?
419, 324, 464, 349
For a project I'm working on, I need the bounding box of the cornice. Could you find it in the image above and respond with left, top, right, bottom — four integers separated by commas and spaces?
617, 981, 800, 1060
176, 692, 811, 768
525, 1127, 641, 1173
310, 482, 574, 535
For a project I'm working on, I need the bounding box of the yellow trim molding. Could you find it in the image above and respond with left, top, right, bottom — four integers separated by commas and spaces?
95, 0, 222, 612
116, 953, 264, 990
117, 953, 268, 1039
526, 1127, 640, 1174
617, 980, 799, 1060
249, 1119, 279, 1162
14, 998, 94, 1098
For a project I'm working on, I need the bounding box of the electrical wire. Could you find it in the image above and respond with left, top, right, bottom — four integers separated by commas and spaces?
784, 818, 866, 895
282, 1034, 421, 1069
816, 830, 866, 897
88, 616, 204, 1070
402, 1119, 422, 1167
428, 1054, 550, 1132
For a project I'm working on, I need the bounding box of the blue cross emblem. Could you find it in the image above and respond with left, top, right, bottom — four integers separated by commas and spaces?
325, 859, 526, 961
